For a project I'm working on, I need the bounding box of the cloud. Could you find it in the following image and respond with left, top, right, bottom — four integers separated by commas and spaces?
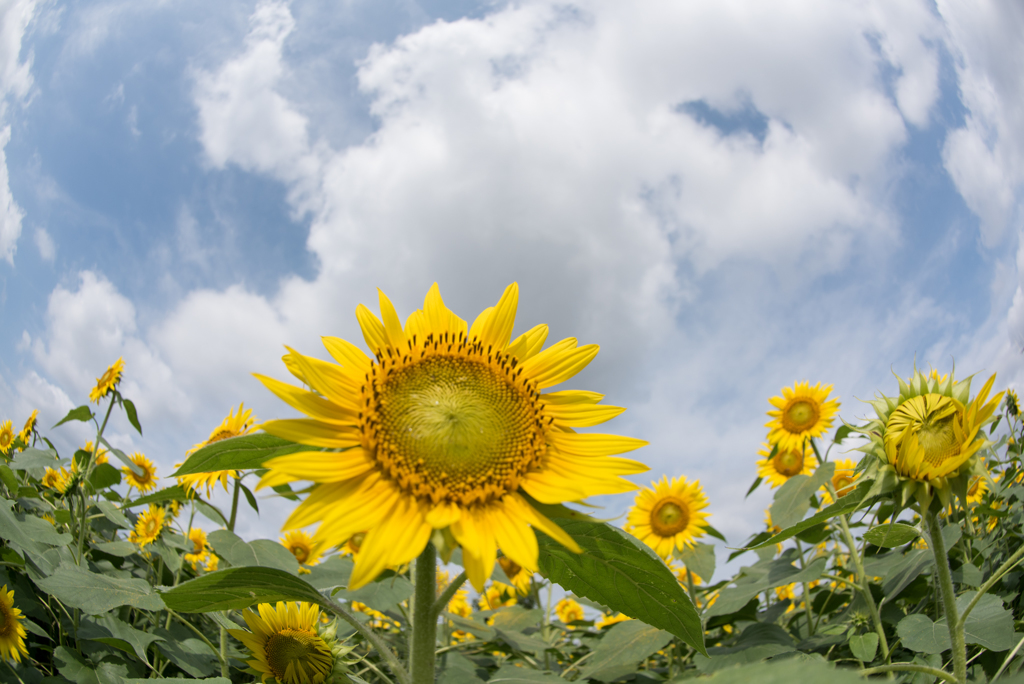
34, 225, 54, 260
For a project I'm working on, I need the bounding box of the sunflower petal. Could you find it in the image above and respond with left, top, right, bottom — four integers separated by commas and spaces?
507, 324, 549, 361
356, 304, 388, 355
349, 497, 430, 589
541, 390, 604, 405
260, 419, 361, 449
490, 498, 539, 571
548, 431, 649, 456
321, 336, 372, 373
545, 403, 626, 427
263, 450, 374, 484
477, 282, 518, 350
254, 373, 358, 424
510, 494, 581, 554
378, 289, 408, 350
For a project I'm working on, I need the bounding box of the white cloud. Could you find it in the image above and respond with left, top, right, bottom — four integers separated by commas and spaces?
0, 125, 23, 262
34, 225, 53, 260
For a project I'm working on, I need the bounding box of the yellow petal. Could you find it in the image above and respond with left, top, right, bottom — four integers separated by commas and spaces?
356, 303, 388, 354
349, 497, 430, 589
282, 348, 361, 409
508, 494, 582, 554
541, 390, 604, 405
260, 419, 361, 449
321, 336, 372, 373
254, 373, 358, 424
548, 431, 649, 457
469, 306, 494, 340
490, 499, 539, 572
423, 282, 455, 335
451, 508, 497, 590
256, 469, 299, 490
263, 450, 374, 484
426, 501, 462, 528
378, 288, 408, 350
404, 309, 427, 339
530, 344, 600, 389
477, 282, 518, 350
544, 403, 626, 427
506, 324, 549, 361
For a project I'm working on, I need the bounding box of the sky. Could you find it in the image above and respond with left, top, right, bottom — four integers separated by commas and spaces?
1, 0, 1023, 579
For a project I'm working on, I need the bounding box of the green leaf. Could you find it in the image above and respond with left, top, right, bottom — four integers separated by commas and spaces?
535, 519, 705, 655
160, 566, 324, 612
172, 433, 321, 476
87, 463, 121, 490
694, 644, 795, 673
305, 555, 354, 591
0, 498, 72, 556
36, 563, 165, 614
126, 484, 189, 508
8, 447, 61, 471
444, 612, 495, 641
122, 397, 143, 435
241, 481, 259, 513
848, 633, 878, 662
488, 665, 562, 684
748, 480, 872, 550
53, 405, 94, 428
897, 592, 1015, 654
702, 655, 865, 684
0, 464, 18, 492
863, 549, 930, 598
770, 462, 835, 529
100, 438, 143, 475
154, 623, 220, 677
489, 606, 543, 633
703, 523, 727, 543
207, 529, 299, 573
863, 522, 919, 548
341, 574, 414, 613
95, 500, 132, 529
54, 645, 129, 684
93, 541, 138, 557
673, 542, 716, 582
80, 614, 163, 664
578, 619, 673, 682
494, 626, 549, 654
704, 554, 827, 619
896, 614, 949, 654
745, 476, 763, 499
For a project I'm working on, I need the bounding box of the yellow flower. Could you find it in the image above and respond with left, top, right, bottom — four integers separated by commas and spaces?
497, 556, 533, 595
765, 381, 840, 451
184, 527, 209, 570
0, 585, 29, 663
123, 453, 158, 493
595, 612, 632, 629
90, 357, 125, 403
626, 475, 709, 559
256, 283, 648, 590
129, 505, 166, 548
350, 601, 400, 631
820, 458, 860, 505
205, 553, 220, 572
281, 530, 324, 568
479, 582, 517, 610
555, 598, 584, 624
756, 442, 816, 488
84, 441, 109, 465
41, 513, 56, 526
1005, 389, 1019, 418
774, 584, 797, 612
17, 410, 38, 448
178, 403, 254, 496
966, 475, 989, 505
673, 564, 702, 586
229, 602, 334, 684
339, 532, 365, 557
0, 421, 14, 456
42, 466, 73, 494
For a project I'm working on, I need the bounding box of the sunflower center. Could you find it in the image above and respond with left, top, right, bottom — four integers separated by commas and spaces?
772, 449, 804, 477
917, 411, 960, 467
347, 532, 365, 554
650, 498, 690, 537
367, 354, 545, 506
208, 429, 236, 444
832, 475, 854, 497
143, 518, 159, 536
265, 629, 332, 683
291, 545, 310, 563
98, 367, 117, 387
782, 399, 819, 433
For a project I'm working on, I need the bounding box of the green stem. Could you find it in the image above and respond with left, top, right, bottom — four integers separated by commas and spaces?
411, 544, 439, 684
959, 541, 1024, 624
432, 570, 468, 618
860, 664, 958, 683
924, 508, 967, 684
227, 477, 242, 532
167, 610, 225, 674
219, 626, 229, 678
76, 395, 117, 565
992, 633, 1024, 682
838, 513, 890, 662
320, 596, 411, 684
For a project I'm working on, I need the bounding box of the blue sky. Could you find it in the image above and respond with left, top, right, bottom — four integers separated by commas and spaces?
1, 0, 1023, 574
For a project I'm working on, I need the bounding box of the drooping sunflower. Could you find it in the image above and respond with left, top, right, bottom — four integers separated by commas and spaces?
765, 381, 840, 451
178, 403, 254, 496
755, 442, 815, 488
17, 410, 38, 448
129, 505, 166, 548
0, 420, 14, 456
626, 475, 709, 559
123, 453, 158, 493
555, 598, 585, 624
1005, 389, 1019, 418
229, 602, 334, 684
497, 555, 533, 595
42, 466, 72, 494
90, 357, 125, 403
281, 530, 324, 569
256, 283, 648, 589
0, 585, 28, 663
820, 458, 860, 505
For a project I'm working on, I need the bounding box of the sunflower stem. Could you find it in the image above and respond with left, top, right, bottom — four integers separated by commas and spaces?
432, 570, 468, 618
219, 625, 229, 678
411, 543, 439, 684
925, 508, 967, 684
227, 476, 242, 532
837, 513, 890, 662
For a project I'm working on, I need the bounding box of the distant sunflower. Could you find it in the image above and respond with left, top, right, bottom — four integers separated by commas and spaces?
84, 441, 109, 465
765, 381, 839, 450
966, 474, 989, 505
256, 283, 648, 589
129, 505, 166, 548
90, 358, 125, 403
17, 410, 38, 448
0, 585, 28, 663
478, 582, 517, 610
178, 403, 254, 496
756, 442, 815, 488
820, 458, 859, 505
1005, 389, 1019, 418
229, 602, 333, 684
0, 421, 14, 456
281, 531, 324, 568
123, 453, 158, 493
555, 598, 584, 624
497, 556, 533, 595
42, 466, 73, 495
626, 475, 709, 559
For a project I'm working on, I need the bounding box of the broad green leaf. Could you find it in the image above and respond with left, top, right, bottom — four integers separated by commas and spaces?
53, 405, 94, 428
864, 549, 930, 599
36, 563, 165, 614
440, 652, 487, 684
489, 606, 543, 632
154, 623, 220, 677
749, 480, 872, 550
341, 574, 414, 613
952, 563, 982, 587
896, 614, 949, 654
834, 425, 853, 444
87, 463, 121, 490
305, 555, 354, 591
444, 612, 495, 641
95, 499, 132, 529
160, 566, 324, 612
704, 554, 827, 619
172, 433, 321, 476
863, 523, 919, 548
93, 541, 138, 557
494, 627, 549, 654
578, 620, 673, 682
122, 397, 142, 435
126, 484, 189, 508
100, 438, 143, 475
488, 665, 562, 684
897, 592, 1014, 653
80, 614, 163, 664
55, 645, 129, 684
153, 541, 183, 573
848, 633, 879, 662
8, 447, 61, 470
704, 655, 865, 684
0, 464, 18, 492
207, 529, 299, 573
122, 680, 230, 684
770, 463, 835, 529
673, 541, 716, 582
535, 520, 705, 655
241, 482, 259, 512
694, 644, 794, 673
0, 499, 72, 556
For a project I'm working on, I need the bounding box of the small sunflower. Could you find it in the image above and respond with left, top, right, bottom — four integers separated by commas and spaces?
478, 582, 517, 610
765, 381, 840, 451
42, 466, 73, 494
965, 474, 989, 506
1005, 389, 1019, 418
595, 612, 631, 629
350, 601, 400, 630
626, 475, 710, 559
339, 532, 365, 557
84, 441, 109, 465
256, 283, 648, 590
179, 403, 254, 496
497, 556, 533, 595
129, 505, 166, 548
820, 458, 860, 505
0, 421, 14, 456
229, 602, 334, 684
123, 453, 158, 493
756, 442, 816, 488
281, 531, 324, 568
90, 358, 125, 403
17, 410, 38, 448
0, 585, 29, 663
555, 598, 584, 624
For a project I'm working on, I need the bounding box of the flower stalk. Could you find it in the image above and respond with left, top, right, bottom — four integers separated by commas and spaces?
411, 543, 439, 684
924, 507, 967, 684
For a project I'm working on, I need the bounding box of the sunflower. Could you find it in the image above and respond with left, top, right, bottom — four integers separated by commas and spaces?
555, 598, 584, 624
1005, 389, 1019, 418
84, 441, 109, 465
497, 556, 533, 595
765, 381, 840, 451
42, 466, 73, 494
626, 475, 709, 559
595, 612, 631, 629
229, 602, 334, 684
90, 357, 125, 403
281, 531, 324, 568
966, 474, 989, 505
129, 505, 166, 548
184, 526, 209, 568
478, 582, 517, 610
339, 532, 365, 557
0, 585, 28, 663
178, 403, 254, 496
756, 442, 815, 488
123, 453, 158, 493
17, 410, 38, 448
820, 458, 860, 505
0, 421, 13, 456
255, 283, 648, 590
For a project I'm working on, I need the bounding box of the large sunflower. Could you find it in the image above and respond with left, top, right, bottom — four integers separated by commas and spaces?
626, 475, 709, 559
90, 358, 125, 403
765, 381, 839, 450
123, 453, 158, 493
256, 283, 648, 589
0, 585, 28, 663
755, 442, 815, 488
229, 602, 333, 684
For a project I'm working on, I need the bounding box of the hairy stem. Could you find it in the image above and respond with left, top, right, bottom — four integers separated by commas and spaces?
925, 508, 967, 684
838, 513, 890, 662
411, 544, 439, 684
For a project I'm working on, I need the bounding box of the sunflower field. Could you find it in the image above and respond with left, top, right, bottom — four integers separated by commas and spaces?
1, 282, 1022, 684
